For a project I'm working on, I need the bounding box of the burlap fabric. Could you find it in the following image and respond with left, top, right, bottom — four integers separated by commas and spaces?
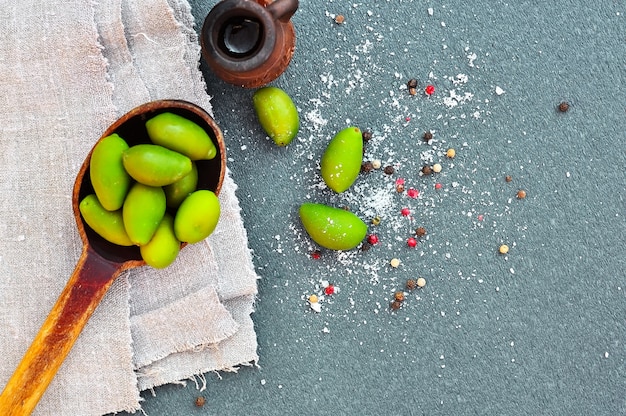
0, 0, 259, 414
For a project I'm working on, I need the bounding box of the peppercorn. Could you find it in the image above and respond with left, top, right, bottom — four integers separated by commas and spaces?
505, 175, 513, 183
396, 183, 405, 193
409, 87, 418, 95
558, 101, 569, 112
390, 300, 402, 310
517, 189, 527, 199
499, 244, 509, 254
311, 249, 322, 260
423, 131, 433, 142
406, 279, 418, 291
446, 148, 456, 158
415, 227, 427, 237
195, 396, 206, 407
361, 161, 374, 172
394, 291, 405, 302
407, 78, 418, 89
362, 130, 373, 142
390, 258, 401, 268
371, 159, 382, 169
421, 165, 432, 175
432, 163, 442, 173
416, 277, 426, 288
384, 165, 395, 175
361, 241, 372, 252
324, 284, 336, 296
334, 14, 345, 24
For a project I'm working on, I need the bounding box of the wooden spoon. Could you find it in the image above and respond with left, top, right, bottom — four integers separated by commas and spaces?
0, 100, 226, 416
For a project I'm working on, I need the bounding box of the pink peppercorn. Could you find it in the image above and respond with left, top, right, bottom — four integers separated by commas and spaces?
435, 183, 442, 190
425, 85, 435, 96
401, 208, 411, 216
367, 234, 379, 245
395, 178, 405, 186
407, 188, 419, 198
324, 284, 335, 296
407, 237, 418, 248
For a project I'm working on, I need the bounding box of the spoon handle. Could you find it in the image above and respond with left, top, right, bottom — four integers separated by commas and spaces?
0, 246, 124, 416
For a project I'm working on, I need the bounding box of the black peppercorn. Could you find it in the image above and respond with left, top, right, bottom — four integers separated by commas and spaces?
407, 78, 418, 89
421, 165, 432, 175
390, 300, 402, 310
406, 279, 418, 291
423, 131, 433, 142
384, 165, 395, 175
361, 161, 374, 172
195, 396, 206, 407
558, 101, 570, 112
362, 130, 373, 142
415, 227, 427, 237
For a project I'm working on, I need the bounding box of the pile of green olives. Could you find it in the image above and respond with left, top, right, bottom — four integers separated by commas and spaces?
80, 112, 220, 269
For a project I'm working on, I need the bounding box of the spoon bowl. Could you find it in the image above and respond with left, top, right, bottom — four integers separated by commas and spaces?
0, 100, 225, 415
75, 100, 226, 263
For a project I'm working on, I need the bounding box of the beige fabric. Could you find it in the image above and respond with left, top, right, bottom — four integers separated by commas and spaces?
0, 0, 259, 414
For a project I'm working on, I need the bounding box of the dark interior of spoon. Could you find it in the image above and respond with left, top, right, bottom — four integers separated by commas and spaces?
73, 100, 226, 264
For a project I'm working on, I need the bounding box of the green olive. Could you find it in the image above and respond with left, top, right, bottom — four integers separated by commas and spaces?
140, 214, 180, 269
79, 194, 133, 246
164, 162, 198, 209
320, 126, 363, 193
174, 190, 220, 244
122, 144, 192, 187
122, 182, 166, 245
299, 202, 367, 250
145, 112, 217, 160
252, 86, 299, 146
89, 133, 132, 211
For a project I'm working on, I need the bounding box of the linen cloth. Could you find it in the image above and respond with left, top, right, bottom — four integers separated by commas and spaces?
0, 0, 259, 414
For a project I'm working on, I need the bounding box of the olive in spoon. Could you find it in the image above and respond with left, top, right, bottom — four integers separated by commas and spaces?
0, 100, 226, 415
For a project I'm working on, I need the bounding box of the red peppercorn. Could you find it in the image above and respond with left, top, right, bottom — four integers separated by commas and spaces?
367, 234, 379, 245
324, 284, 335, 296
311, 250, 322, 260
406, 188, 419, 198
407, 237, 417, 248
425, 85, 435, 96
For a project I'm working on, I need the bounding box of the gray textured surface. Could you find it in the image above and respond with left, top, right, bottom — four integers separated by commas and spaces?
118, 1, 625, 415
